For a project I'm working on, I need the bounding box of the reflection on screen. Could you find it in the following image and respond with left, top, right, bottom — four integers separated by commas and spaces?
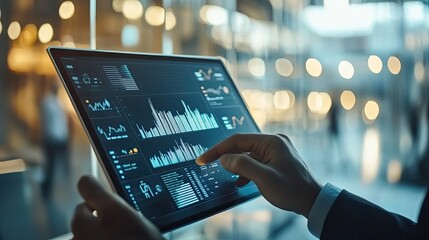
60, 55, 259, 228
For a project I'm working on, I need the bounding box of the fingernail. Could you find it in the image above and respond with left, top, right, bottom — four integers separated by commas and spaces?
195, 157, 203, 165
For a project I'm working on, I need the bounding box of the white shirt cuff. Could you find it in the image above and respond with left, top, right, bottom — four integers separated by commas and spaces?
307, 183, 342, 238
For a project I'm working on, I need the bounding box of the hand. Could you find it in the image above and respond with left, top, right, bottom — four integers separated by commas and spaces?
196, 133, 322, 218
71, 175, 163, 240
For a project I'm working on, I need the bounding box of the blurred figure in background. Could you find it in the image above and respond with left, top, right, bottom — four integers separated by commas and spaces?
41, 83, 70, 198
327, 100, 348, 171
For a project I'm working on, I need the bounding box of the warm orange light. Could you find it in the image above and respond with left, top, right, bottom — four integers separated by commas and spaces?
388, 56, 401, 75
165, 10, 176, 31
340, 90, 356, 110
387, 159, 402, 183
368, 55, 382, 74
20, 24, 38, 46
8, 21, 21, 40
59, 1, 75, 20
364, 100, 380, 121
123, 0, 143, 20
145, 6, 165, 26
8, 47, 35, 72
38, 23, 54, 43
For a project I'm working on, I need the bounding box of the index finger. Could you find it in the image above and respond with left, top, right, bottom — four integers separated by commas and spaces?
196, 133, 273, 165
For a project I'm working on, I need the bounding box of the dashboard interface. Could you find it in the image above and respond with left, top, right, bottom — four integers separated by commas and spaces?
49, 48, 260, 231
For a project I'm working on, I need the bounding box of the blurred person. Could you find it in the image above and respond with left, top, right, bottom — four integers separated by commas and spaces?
327, 100, 348, 170
71, 134, 428, 240
41, 83, 70, 197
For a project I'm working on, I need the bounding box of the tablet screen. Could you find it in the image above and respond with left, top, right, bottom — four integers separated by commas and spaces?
47, 48, 261, 232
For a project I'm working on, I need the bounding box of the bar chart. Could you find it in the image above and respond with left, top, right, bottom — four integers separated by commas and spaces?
102, 65, 139, 91
161, 171, 199, 209
149, 138, 208, 168
135, 98, 219, 139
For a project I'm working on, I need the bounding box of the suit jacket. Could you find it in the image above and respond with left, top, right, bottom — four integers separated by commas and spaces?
321, 188, 429, 240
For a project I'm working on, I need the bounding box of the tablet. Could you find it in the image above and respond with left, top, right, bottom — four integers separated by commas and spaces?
47, 47, 261, 232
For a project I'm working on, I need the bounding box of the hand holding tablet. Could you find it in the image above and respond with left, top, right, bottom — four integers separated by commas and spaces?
72, 133, 322, 239
48, 47, 262, 231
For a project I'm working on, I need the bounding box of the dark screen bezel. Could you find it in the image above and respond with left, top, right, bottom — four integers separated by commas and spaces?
47, 47, 262, 232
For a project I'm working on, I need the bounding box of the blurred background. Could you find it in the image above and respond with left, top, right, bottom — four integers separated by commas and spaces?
0, 0, 428, 239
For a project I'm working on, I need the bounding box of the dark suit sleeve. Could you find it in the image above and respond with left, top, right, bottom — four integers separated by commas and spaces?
320, 189, 429, 240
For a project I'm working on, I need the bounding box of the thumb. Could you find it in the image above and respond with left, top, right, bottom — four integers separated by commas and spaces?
219, 154, 271, 186
78, 175, 122, 212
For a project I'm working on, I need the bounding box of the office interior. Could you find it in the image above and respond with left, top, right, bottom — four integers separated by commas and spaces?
0, 0, 428, 239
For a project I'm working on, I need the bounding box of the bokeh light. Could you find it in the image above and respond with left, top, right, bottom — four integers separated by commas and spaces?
305, 58, 322, 77
364, 100, 380, 121
199, 5, 228, 26
275, 58, 294, 77
362, 128, 381, 183
20, 24, 38, 46
307, 92, 331, 114
248, 58, 265, 77
112, 0, 126, 12
38, 23, 54, 44
368, 55, 383, 74
145, 6, 165, 26
338, 60, 354, 79
307, 92, 322, 113
387, 159, 402, 183
123, 0, 143, 20
319, 92, 332, 115
8, 21, 21, 40
340, 90, 356, 110
0, 21, 3, 36
121, 24, 139, 47
387, 56, 401, 75
61, 34, 75, 48
165, 10, 176, 31
414, 62, 424, 82
59, 1, 75, 20
273, 90, 292, 110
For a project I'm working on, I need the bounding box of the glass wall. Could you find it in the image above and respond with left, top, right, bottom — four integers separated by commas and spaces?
0, 0, 428, 239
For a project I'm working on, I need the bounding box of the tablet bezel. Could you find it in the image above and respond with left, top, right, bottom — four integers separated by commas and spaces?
47, 47, 262, 232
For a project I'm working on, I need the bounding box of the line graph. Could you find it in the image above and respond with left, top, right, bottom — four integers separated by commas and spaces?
222, 116, 245, 130
149, 138, 208, 168
194, 68, 224, 81
97, 124, 128, 141
135, 98, 219, 139
194, 68, 212, 81
201, 85, 230, 96
86, 98, 112, 111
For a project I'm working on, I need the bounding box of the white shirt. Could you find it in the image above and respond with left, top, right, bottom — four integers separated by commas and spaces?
307, 183, 342, 239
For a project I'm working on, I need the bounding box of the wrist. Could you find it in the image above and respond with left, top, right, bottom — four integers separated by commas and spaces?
302, 181, 323, 218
